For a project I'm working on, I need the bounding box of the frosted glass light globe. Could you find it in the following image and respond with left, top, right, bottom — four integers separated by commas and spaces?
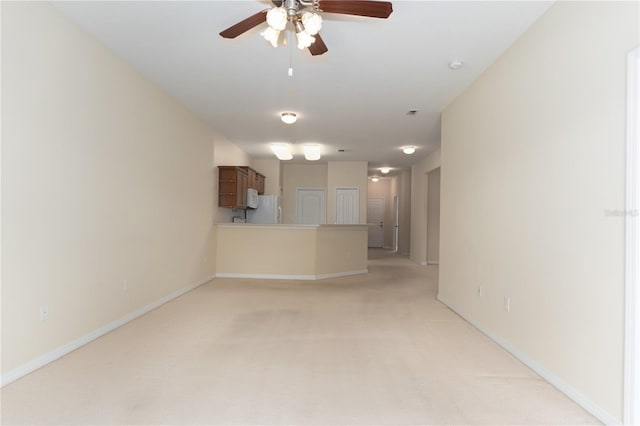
296, 30, 315, 49
266, 7, 288, 31
260, 26, 280, 47
301, 12, 322, 35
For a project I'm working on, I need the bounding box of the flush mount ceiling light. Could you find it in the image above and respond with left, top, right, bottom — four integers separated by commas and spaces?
380, 167, 391, 174
371, 177, 380, 182
220, 0, 393, 57
448, 60, 464, 70
303, 144, 321, 161
270, 143, 293, 160
402, 146, 416, 155
281, 112, 297, 124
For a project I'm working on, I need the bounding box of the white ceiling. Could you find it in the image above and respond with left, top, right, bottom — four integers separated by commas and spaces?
52, 0, 552, 176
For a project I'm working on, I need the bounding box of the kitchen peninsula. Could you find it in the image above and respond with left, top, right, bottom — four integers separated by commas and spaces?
216, 223, 369, 280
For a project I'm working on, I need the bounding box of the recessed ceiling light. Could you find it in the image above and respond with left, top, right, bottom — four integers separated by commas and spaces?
380, 167, 391, 174
281, 112, 297, 124
448, 60, 464, 70
402, 146, 416, 155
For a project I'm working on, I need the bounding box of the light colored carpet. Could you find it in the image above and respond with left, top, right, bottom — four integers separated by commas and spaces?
1, 249, 599, 425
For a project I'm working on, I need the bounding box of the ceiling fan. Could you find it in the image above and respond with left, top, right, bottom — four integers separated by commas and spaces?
220, 0, 393, 56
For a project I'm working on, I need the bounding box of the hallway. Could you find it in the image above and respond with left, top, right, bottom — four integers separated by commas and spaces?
1, 251, 598, 425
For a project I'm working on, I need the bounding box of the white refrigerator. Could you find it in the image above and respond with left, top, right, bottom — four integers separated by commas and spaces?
246, 195, 281, 224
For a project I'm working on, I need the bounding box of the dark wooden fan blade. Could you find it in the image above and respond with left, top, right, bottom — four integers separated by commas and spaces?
318, 1, 393, 18
308, 34, 328, 56
220, 10, 268, 39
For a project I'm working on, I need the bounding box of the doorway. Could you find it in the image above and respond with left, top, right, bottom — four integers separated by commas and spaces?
426, 168, 441, 265
367, 198, 384, 248
336, 188, 359, 224
296, 188, 326, 224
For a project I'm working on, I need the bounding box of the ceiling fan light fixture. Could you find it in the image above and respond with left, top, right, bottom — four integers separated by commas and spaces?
294, 20, 315, 49
271, 143, 293, 160
303, 144, 321, 161
402, 146, 416, 155
301, 12, 322, 35
296, 31, 315, 49
281, 112, 297, 124
266, 7, 288, 31
260, 26, 280, 47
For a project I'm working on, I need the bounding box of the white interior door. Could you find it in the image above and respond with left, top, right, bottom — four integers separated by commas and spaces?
367, 198, 384, 248
336, 188, 359, 224
296, 188, 326, 224
392, 196, 399, 252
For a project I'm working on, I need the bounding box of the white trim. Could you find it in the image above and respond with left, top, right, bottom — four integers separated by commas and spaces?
427, 261, 440, 265
216, 269, 368, 281
437, 294, 619, 425
0, 274, 215, 388
316, 270, 368, 280
419, 261, 428, 266
624, 46, 640, 426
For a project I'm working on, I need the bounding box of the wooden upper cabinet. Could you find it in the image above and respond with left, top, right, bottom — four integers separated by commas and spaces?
218, 166, 248, 209
218, 166, 267, 208
256, 173, 266, 195
240, 166, 266, 195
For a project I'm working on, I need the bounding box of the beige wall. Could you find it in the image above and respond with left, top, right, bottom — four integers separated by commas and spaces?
393, 170, 412, 256
439, 1, 638, 422
213, 136, 251, 224
216, 225, 368, 277
327, 161, 368, 224
1, 2, 248, 376
281, 164, 328, 224
410, 149, 441, 264
282, 162, 368, 225
251, 158, 281, 196
217, 226, 316, 275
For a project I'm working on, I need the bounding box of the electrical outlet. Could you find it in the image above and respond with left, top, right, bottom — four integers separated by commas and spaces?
40, 304, 49, 321
123, 279, 129, 294
476, 286, 483, 297
504, 296, 511, 312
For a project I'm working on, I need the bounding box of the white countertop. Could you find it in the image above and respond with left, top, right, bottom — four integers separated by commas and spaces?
216, 223, 370, 230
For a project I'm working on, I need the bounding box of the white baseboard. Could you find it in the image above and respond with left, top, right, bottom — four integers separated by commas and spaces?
0, 274, 216, 388
427, 260, 440, 265
420, 261, 428, 266
216, 269, 368, 281
437, 294, 620, 425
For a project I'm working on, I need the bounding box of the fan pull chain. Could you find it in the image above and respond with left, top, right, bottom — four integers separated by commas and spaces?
288, 29, 293, 77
